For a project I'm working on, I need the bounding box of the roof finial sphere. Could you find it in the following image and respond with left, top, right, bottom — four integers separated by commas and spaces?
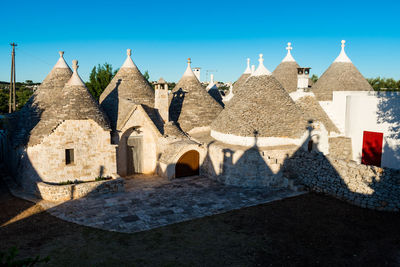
127, 49, 132, 56
286, 42, 293, 51
341, 40, 346, 49
187, 58, 191, 64
59, 51, 64, 57
258, 54, 264, 63
72, 60, 78, 71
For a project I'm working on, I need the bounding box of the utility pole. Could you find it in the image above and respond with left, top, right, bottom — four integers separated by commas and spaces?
9, 42, 17, 113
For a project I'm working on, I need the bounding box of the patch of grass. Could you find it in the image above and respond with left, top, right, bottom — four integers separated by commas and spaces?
95, 176, 112, 182
58, 180, 84, 185
58, 176, 112, 185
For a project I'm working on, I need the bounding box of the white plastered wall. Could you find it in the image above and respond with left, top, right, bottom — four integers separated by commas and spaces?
345, 91, 400, 169
319, 91, 371, 134
210, 130, 309, 147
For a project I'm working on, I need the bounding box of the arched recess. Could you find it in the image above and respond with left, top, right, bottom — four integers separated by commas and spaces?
175, 150, 200, 178
118, 125, 157, 176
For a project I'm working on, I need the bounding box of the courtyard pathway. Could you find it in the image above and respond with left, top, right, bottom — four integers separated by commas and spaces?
39, 175, 304, 233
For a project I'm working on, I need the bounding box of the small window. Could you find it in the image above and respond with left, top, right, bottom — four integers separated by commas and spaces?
65, 149, 74, 165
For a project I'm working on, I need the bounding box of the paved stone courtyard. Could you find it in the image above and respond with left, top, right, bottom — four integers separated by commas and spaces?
39, 175, 304, 233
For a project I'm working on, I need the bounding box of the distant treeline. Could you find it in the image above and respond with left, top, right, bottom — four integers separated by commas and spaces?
0, 80, 39, 114
367, 77, 400, 91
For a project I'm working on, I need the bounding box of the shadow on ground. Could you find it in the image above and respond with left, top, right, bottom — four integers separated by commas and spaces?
1, 174, 400, 266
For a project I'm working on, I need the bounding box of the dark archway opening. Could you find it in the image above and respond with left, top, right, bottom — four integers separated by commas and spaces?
175, 150, 199, 178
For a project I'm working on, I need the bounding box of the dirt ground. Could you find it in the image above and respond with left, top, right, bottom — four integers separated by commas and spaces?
1, 177, 400, 267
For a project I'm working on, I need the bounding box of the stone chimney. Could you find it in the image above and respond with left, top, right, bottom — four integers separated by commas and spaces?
155, 77, 169, 122
297, 67, 311, 91
193, 67, 201, 81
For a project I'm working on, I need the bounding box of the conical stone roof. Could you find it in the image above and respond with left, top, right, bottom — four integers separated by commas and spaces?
312, 40, 373, 101
169, 58, 223, 133
11, 52, 73, 146
211, 54, 307, 143
28, 60, 111, 146
273, 42, 300, 93
232, 58, 251, 94
100, 49, 155, 129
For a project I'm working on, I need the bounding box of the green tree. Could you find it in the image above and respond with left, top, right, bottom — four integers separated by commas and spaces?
143, 70, 150, 81
311, 74, 318, 83
16, 87, 33, 110
85, 63, 117, 100
0, 90, 9, 114
367, 77, 400, 91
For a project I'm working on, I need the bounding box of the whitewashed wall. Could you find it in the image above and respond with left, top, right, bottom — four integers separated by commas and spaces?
345, 91, 400, 169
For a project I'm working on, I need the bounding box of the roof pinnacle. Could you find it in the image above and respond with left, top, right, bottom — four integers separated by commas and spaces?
121, 48, 137, 68
286, 42, 292, 51
66, 59, 85, 86
244, 58, 251, 74
183, 57, 195, 77
252, 53, 271, 76
334, 39, 352, 63
72, 60, 78, 72
282, 42, 295, 62
54, 51, 69, 69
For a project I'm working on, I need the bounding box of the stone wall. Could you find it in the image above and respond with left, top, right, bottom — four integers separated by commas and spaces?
17, 120, 117, 192
284, 150, 400, 211
203, 141, 298, 187
328, 137, 352, 161
37, 177, 124, 202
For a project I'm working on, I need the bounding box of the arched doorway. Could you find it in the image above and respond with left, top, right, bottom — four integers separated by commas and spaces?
126, 136, 143, 175
175, 150, 200, 178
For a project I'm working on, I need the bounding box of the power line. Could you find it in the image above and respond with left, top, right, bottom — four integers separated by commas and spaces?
17, 47, 53, 67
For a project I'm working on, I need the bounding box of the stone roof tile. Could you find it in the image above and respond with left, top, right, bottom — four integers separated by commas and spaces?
169, 58, 223, 133
312, 40, 373, 101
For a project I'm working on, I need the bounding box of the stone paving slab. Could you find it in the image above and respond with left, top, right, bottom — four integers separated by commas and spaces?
40, 175, 304, 233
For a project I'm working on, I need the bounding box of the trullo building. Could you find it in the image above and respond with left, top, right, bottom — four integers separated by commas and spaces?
273, 42, 301, 93
9, 56, 116, 192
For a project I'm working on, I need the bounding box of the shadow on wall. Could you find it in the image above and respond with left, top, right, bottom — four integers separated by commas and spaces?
2, 106, 400, 234
200, 125, 400, 211
207, 89, 224, 108
101, 79, 121, 131
5, 93, 44, 193
376, 92, 400, 163
169, 88, 187, 123
376, 92, 400, 139
5, 87, 118, 194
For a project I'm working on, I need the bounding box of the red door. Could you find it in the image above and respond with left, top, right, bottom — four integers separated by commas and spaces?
361, 131, 383, 167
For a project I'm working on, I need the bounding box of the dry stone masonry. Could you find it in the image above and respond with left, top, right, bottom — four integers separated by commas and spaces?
284, 150, 400, 211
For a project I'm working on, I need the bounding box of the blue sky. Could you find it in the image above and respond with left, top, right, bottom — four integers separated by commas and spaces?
0, 0, 399, 83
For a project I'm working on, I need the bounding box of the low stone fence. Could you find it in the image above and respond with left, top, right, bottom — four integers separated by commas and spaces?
284, 150, 400, 212
37, 177, 124, 202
